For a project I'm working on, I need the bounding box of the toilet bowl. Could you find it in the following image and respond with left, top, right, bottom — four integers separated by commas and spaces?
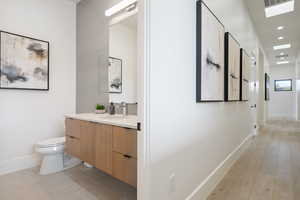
36, 137, 81, 175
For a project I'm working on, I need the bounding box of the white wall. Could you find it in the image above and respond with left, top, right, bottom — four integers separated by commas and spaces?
257, 50, 270, 125
296, 54, 300, 120
109, 22, 137, 103
269, 65, 297, 120
0, 0, 76, 174
143, 0, 261, 199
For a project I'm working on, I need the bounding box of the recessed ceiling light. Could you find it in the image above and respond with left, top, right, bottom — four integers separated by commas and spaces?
273, 43, 291, 50
277, 26, 284, 30
277, 61, 289, 65
265, 0, 294, 18
278, 36, 284, 40
105, 0, 137, 17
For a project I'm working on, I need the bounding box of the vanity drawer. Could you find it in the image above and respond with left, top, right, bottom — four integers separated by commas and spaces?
112, 152, 137, 188
65, 118, 81, 139
65, 136, 81, 158
113, 127, 137, 159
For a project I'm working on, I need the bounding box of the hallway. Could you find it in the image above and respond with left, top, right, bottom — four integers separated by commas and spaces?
207, 120, 300, 200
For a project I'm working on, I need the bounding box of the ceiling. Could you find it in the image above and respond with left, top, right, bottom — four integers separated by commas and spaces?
245, 0, 300, 67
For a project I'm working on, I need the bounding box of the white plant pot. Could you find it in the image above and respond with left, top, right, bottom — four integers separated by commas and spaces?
95, 109, 105, 114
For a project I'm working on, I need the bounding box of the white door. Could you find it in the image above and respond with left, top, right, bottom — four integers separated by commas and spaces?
249, 59, 258, 135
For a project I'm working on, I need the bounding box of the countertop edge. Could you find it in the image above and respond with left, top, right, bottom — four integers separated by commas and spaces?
65, 114, 138, 130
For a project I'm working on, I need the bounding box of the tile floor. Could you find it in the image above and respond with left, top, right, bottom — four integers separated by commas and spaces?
0, 165, 136, 200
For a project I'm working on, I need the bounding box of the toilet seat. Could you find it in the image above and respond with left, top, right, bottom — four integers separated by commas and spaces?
37, 137, 65, 148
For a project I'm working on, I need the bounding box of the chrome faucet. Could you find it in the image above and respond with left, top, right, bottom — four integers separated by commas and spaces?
120, 102, 128, 117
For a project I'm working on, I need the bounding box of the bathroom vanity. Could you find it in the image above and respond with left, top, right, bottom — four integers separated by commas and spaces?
64, 113, 137, 187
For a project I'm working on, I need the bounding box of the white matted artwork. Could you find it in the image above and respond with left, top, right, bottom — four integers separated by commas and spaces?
0, 31, 49, 90
240, 49, 251, 101
108, 57, 122, 93
196, 1, 225, 102
225, 32, 240, 101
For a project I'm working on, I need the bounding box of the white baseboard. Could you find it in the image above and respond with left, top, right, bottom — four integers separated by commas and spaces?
268, 115, 297, 121
186, 133, 254, 200
0, 154, 41, 176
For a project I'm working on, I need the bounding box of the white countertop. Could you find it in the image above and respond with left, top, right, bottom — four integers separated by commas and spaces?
65, 113, 138, 130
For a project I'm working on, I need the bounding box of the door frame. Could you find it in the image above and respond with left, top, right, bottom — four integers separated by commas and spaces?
137, 0, 151, 199
249, 51, 258, 135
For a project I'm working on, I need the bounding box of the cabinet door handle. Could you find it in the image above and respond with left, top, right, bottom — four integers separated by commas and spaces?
69, 136, 76, 139
137, 122, 141, 131
123, 154, 132, 159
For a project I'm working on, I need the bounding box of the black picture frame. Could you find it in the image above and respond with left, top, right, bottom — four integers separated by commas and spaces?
196, 0, 225, 102
274, 79, 292, 92
239, 48, 250, 102
224, 32, 241, 102
108, 56, 122, 94
265, 73, 270, 101
0, 30, 50, 91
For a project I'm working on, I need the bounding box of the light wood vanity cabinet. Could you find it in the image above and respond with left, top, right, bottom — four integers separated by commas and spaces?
112, 127, 137, 187
65, 135, 81, 158
65, 118, 137, 188
65, 118, 81, 158
65, 118, 81, 138
95, 124, 113, 175
112, 152, 137, 187
113, 127, 137, 158
80, 121, 96, 165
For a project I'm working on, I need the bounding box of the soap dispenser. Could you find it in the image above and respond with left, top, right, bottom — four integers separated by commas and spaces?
109, 102, 115, 115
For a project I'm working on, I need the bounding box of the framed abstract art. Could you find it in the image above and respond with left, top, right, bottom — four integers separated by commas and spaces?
225, 32, 240, 101
0, 31, 49, 90
108, 57, 122, 93
240, 49, 251, 101
196, 0, 225, 102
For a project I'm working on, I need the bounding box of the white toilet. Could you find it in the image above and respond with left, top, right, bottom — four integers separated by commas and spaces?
36, 137, 81, 175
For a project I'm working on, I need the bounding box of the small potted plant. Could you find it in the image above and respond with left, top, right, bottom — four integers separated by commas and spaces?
95, 104, 106, 114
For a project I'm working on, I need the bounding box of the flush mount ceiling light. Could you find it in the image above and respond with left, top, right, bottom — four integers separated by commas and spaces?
277, 26, 285, 30
276, 54, 288, 58
265, 0, 294, 18
105, 0, 138, 17
273, 43, 291, 50
280, 52, 285, 55
278, 36, 284, 40
277, 60, 289, 65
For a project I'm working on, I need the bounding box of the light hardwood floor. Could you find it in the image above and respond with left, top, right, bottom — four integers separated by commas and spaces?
207, 120, 300, 200
0, 165, 136, 200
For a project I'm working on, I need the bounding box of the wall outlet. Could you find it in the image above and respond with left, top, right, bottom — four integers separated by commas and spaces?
169, 173, 176, 194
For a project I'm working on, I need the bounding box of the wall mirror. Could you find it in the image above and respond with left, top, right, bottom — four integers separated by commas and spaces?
108, 9, 137, 104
